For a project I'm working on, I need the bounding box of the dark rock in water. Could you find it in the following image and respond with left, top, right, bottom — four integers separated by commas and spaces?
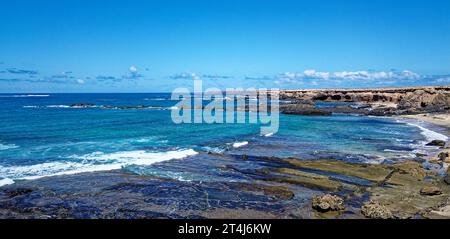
262, 186, 295, 200
426, 140, 446, 147
234, 183, 295, 200
420, 186, 442, 196
70, 103, 96, 108
444, 175, 450, 185
280, 104, 331, 116
415, 152, 427, 157
0, 170, 297, 219
117, 105, 151, 109
368, 107, 398, 116
3, 188, 33, 198
438, 152, 449, 161
288, 99, 315, 106
312, 194, 345, 212
325, 105, 369, 115
361, 200, 393, 219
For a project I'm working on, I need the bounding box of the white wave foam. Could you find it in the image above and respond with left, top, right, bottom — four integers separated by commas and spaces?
0, 178, 14, 187
0, 94, 49, 98
0, 149, 197, 181
201, 146, 225, 154
25, 94, 49, 97
263, 132, 274, 137
352, 154, 385, 164
406, 122, 449, 142
144, 98, 167, 101
384, 149, 409, 153
232, 141, 248, 148
134, 137, 156, 143
23, 105, 39, 108
0, 143, 19, 151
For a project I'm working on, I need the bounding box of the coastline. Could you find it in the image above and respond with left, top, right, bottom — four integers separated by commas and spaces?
0, 86, 449, 219
400, 113, 450, 133
1, 113, 450, 219
398, 113, 450, 168
404, 114, 450, 217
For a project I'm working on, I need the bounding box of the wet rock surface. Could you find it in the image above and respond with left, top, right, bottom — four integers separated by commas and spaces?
361, 201, 393, 219
280, 104, 331, 116
426, 140, 446, 147
438, 152, 449, 161
420, 187, 442, 196
444, 168, 450, 185
445, 176, 450, 185
0, 171, 296, 219
1, 154, 450, 219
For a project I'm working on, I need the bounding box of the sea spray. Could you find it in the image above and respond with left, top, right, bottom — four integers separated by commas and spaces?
0, 149, 198, 181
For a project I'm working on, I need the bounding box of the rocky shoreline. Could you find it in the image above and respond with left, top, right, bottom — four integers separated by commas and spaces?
1, 143, 449, 219
276, 85, 450, 218
0, 86, 449, 219
0, 116, 449, 219
278, 85, 450, 116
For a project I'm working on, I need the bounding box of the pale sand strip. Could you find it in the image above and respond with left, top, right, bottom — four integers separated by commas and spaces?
400, 113, 450, 128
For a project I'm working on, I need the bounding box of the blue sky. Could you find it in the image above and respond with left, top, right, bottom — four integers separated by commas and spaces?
1, 0, 449, 92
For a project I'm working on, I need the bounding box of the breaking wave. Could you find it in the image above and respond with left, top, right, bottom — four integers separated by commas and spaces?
0, 149, 198, 182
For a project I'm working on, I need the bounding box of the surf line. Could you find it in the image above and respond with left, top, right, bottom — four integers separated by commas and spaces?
170, 78, 280, 135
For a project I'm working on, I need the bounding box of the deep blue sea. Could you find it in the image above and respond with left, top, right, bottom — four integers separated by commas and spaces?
0, 93, 448, 186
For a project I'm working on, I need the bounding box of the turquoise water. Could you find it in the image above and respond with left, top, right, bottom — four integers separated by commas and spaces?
0, 93, 446, 185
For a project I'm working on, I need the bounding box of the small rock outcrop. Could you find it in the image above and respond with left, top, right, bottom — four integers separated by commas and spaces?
312, 194, 345, 212
280, 104, 331, 116
445, 176, 450, 185
420, 186, 442, 196
361, 200, 393, 219
438, 152, 449, 161
70, 103, 96, 108
426, 140, 446, 147
3, 188, 33, 198
445, 169, 450, 185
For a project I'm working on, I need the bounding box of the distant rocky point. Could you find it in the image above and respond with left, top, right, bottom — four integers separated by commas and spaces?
278, 85, 450, 116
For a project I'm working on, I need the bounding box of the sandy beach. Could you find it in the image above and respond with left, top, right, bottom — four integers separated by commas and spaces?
401, 113, 450, 130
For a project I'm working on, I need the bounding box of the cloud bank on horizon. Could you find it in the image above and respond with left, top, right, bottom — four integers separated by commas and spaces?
1, 64, 449, 92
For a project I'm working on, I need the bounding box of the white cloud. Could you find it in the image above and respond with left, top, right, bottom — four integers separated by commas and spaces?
76, 79, 85, 84
270, 69, 430, 87
129, 66, 137, 73
170, 72, 200, 80
303, 69, 330, 79
122, 66, 142, 79
332, 70, 420, 80
434, 77, 450, 83
278, 69, 423, 82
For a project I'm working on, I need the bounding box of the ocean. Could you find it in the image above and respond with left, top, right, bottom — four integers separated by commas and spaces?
0, 93, 448, 187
